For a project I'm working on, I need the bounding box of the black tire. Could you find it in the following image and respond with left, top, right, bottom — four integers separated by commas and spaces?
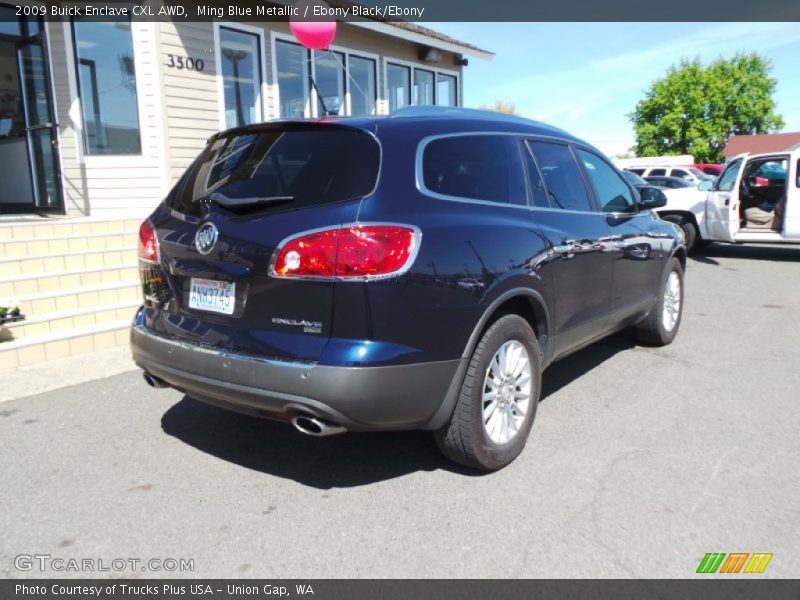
661, 215, 698, 253
435, 314, 542, 471
635, 258, 684, 346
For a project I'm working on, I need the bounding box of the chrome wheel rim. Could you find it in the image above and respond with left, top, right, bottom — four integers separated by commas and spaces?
662, 271, 681, 332
482, 340, 532, 445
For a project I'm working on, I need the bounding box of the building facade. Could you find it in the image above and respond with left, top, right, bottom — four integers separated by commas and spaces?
0, 8, 489, 369
0, 7, 490, 218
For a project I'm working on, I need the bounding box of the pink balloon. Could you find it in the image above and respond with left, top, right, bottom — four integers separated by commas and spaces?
289, 20, 337, 50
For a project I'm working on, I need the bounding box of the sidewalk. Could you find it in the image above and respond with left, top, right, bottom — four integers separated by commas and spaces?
0, 346, 136, 403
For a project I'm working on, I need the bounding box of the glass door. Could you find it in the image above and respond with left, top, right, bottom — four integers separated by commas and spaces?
17, 37, 61, 211
0, 7, 62, 214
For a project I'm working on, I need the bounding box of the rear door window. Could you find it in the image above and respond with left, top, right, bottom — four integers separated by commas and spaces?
526, 141, 592, 212
166, 128, 380, 217
421, 135, 527, 205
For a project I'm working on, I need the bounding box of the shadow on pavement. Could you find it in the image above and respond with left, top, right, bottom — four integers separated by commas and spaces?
540, 331, 636, 402
161, 397, 476, 488
161, 332, 638, 487
692, 243, 800, 264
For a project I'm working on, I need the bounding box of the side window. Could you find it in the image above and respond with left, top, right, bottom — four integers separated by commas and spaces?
649, 168, 667, 176
629, 168, 645, 175
521, 143, 550, 208
526, 141, 592, 212
671, 169, 691, 180
716, 159, 743, 192
577, 149, 637, 214
422, 135, 526, 205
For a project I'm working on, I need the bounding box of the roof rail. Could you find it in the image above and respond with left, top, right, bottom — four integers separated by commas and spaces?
389, 105, 564, 131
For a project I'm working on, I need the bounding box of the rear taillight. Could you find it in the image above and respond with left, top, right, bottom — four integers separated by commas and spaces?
271, 224, 419, 280
138, 220, 160, 264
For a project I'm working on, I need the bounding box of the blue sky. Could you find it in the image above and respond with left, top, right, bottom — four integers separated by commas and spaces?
432, 22, 800, 157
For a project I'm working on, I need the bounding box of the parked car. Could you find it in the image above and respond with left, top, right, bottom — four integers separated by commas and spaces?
694, 164, 723, 177
652, 151, 798, 251
627, 165, 714, 186
644, 176, 697, 189
131, 107, 686, 471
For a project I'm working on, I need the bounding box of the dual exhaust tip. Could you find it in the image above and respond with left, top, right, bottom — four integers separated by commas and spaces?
143, 371, 346, 437
291, 415, 347, 437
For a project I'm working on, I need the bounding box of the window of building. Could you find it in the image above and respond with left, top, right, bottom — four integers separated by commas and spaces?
414, 68, 434, 105
387, 63, 411, 112
387, 61, 458, 111
72, 19, 141, 155
527, 141, 592, 212
276, 40, 377, 118
577, 149, 636, 214
275, 39, 309, 119
422, 135, 526, 205
219, 27, 262, 128
313, 50, 345, 116
348, 55, 376, 116
436, 73, 457, 107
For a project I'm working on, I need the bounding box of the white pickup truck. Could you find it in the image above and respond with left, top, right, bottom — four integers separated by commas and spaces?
643, 150, 799, 251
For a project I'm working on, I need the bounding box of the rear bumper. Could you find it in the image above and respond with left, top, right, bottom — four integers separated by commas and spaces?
130, 310, 461, 431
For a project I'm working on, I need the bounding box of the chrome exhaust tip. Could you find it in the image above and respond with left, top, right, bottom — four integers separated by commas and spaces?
143, 371, 169, 389
291, 415, 347, 437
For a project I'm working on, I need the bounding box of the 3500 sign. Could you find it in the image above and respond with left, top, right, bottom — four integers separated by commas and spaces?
165, 54, 205, 72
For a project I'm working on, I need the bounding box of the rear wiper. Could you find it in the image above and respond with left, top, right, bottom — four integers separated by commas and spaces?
207, 192, 295, 208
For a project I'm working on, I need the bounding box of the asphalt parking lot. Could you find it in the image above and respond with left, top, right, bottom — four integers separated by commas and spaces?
2, 243, 799, 579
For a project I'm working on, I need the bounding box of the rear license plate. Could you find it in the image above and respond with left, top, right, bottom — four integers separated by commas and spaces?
188, 278, 235, 315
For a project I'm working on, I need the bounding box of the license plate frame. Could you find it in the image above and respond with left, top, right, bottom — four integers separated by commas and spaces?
188, 278, 236, 315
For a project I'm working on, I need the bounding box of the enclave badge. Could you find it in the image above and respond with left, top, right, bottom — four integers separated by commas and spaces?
195, 222, 218, 255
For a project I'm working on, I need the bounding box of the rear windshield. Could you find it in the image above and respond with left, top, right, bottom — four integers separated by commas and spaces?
166, 128, 380, 217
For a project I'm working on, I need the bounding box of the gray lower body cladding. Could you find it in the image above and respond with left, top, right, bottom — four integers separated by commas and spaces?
130, 320, 461, 431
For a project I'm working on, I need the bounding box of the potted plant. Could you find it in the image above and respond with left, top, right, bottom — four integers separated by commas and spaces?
0, 299, 24, 325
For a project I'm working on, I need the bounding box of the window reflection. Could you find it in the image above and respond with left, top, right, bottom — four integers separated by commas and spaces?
349, 55, 376, 116
387, 63, 410, 112
72, 19, 141, 155
220, 27, 262, 128
313, 50, 345, 116
276, 40, 308, 119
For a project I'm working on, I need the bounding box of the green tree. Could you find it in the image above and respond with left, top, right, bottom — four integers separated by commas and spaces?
631, 53, 784, 163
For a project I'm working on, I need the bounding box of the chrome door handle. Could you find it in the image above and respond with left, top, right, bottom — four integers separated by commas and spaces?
553, 242, 575, 256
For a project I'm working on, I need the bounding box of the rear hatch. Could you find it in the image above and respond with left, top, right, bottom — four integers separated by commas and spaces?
142, 123, 380, 362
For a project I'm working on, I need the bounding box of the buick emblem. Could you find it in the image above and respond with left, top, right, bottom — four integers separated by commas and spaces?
195, 222, 218, 255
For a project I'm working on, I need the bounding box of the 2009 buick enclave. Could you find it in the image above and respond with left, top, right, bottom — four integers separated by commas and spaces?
131, 107, 685, 470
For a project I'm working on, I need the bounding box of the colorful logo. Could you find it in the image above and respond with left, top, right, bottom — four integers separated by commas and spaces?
696, 552, 773, 574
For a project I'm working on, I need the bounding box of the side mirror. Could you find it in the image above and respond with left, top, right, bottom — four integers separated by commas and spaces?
638, 186, 667, 210
698, 180, 713, 191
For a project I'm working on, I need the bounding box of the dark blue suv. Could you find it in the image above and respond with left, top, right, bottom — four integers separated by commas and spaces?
131, 107, 684, 470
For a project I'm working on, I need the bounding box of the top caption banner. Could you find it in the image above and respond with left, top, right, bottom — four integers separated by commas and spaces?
5, 0, 800, 22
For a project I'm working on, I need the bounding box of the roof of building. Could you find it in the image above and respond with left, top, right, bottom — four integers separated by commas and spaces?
387, 22, 491, 56
273, 0, 493, 59
723, 132, 800, 157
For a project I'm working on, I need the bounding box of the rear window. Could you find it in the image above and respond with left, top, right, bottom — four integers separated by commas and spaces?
166, 128, 380, 217
421, 135, 526, 205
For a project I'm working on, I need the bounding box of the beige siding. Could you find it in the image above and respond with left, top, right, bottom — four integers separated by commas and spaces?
157, 21, 218, 183
48, 21, 167, 218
